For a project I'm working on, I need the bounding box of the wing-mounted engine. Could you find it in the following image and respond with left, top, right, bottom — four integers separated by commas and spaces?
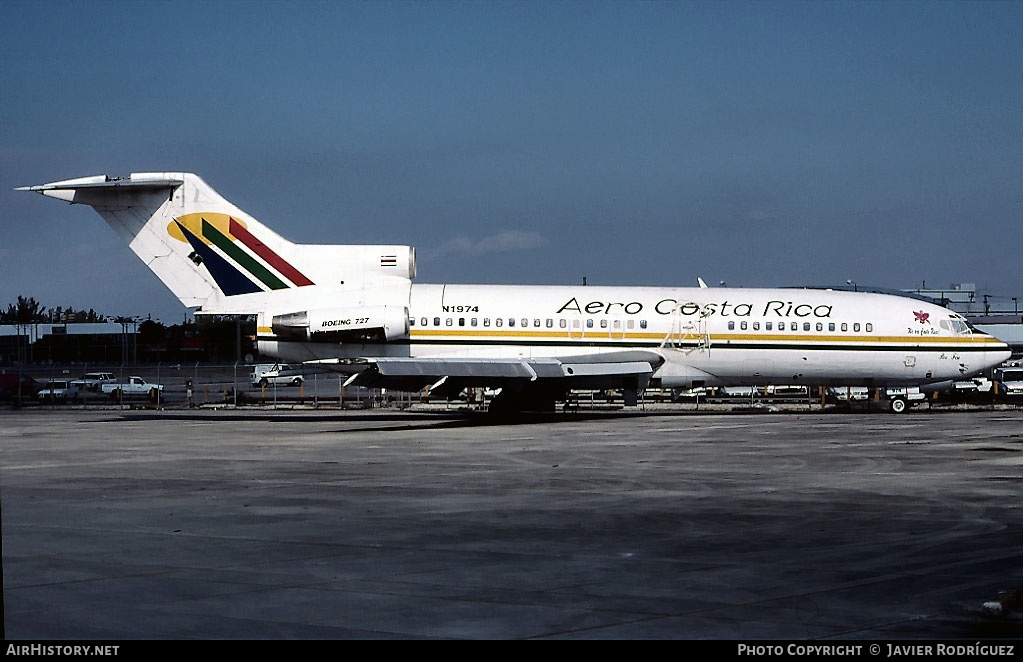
272, 306, 410, 343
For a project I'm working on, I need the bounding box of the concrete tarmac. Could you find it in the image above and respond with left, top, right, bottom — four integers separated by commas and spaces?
1, 409, 1021, 639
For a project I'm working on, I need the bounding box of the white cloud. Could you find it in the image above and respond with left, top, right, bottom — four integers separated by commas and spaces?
428, 230, 547, 259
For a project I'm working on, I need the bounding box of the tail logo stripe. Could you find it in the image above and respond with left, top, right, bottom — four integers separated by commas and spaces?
200, 219, 289, 290
228, 217, 315, 287
174, 221, 263, 296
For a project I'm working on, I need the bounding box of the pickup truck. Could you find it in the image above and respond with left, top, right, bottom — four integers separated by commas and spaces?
70, 372, 117, 391
102, 376, 163, 399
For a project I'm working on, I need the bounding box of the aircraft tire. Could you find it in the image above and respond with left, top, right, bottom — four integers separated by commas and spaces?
487, 393, 520, 418
889, 397, 908, 414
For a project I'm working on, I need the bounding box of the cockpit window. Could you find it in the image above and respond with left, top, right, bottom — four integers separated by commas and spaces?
943, 316, 972, 334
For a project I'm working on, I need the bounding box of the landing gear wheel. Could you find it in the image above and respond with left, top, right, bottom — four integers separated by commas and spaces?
889, 397, 908, 414
487, 393, 521, 418
260, 378, 268, 388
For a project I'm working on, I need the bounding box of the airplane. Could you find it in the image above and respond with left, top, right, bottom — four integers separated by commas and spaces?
17, 172, 1011, 414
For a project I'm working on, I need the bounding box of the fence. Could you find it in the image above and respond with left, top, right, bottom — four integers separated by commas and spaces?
2, 363, 425, 410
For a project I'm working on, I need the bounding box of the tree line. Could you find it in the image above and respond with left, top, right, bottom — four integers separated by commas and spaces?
1, 296, 108, 325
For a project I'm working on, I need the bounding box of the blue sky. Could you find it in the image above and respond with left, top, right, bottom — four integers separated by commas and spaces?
2, 0, 1020, 322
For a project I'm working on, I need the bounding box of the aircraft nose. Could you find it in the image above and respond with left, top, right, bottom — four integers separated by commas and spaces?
988, 339, 1012, 369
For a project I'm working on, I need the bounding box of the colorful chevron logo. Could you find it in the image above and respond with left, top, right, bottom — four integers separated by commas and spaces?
168, 213, 314, 296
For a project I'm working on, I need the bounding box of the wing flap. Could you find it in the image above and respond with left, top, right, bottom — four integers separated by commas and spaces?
342, 356, 655, 390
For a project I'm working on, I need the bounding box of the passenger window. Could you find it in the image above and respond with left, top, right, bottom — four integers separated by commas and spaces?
471, 318, 477, 327
640, 320, 647, 329
778, 322, 786, 331
865, 323, 873, 332
753, 322, 759, 330
458, 318, 465, 326
409, 318, 415, 327
483, 318, 490, 327
509, 318, 515, 327
521, 318, 528, 328
573, 320, 580, 328
853, 323, 861, 332
600, 320, 607, 329
740, 321, 747, 330
421, 317, 428, 326
433, 317, 440, 326
728, 321, 735, 330
586, 319, 594, 328
828, 323, 835, 331
546, 319, 553, 328
533, 319, 540, 327
446, 318, 453, 326
816, 322, 823, 331
560, 319, 567, 329
803, 322, 810, 331
627, 320, 634, 329
613, 320, 621, 329
841, 323, 848, 332
766, 322, 772, 331
496, 318, 503, 327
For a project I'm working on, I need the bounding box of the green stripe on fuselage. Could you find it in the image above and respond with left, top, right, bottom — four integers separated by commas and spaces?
202, 219, 288, 290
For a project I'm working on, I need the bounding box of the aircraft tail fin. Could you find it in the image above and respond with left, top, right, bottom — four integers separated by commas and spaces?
17, 173, 327, 313
18, 172, 417, 314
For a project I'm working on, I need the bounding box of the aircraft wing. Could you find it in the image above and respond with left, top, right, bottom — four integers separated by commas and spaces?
322, 350, 663, 396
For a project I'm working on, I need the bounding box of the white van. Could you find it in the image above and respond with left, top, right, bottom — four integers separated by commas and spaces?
251, 364, 304, 387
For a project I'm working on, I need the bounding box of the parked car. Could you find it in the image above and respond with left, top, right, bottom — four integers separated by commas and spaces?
994, 368, 1023, 398
251, 364, 304, 387
671, 386, 711, 401
826, 387, 870, 402
720, 386, 763, 397
37, 379, 81, 402
766, 385, 809, 397
70, 372, 117, 392
952, 377, 993, 394
0, 373, 40, 401
101, 376, 163, 399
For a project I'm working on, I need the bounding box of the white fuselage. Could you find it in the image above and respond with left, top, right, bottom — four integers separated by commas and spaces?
20, 171, 1010, 392
257, 283, 1010, 388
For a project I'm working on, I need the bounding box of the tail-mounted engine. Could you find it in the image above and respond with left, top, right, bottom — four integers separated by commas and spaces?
272, 306, 409, 343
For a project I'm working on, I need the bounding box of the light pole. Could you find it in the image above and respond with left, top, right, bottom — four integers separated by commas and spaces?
846, 279, 858, 292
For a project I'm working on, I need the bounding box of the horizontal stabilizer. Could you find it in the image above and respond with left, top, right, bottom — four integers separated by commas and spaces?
16, 174, 184, 202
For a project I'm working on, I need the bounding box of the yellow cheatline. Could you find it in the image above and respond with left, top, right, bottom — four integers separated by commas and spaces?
259, 328, 1001, 345
167, 212, 246, 245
